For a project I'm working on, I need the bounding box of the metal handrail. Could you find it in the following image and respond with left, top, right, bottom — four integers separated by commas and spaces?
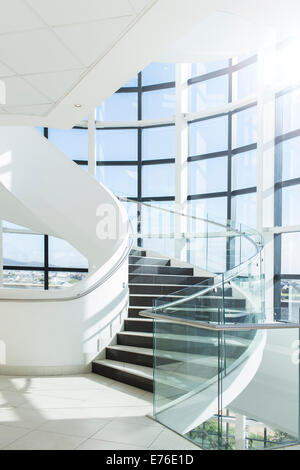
139, 309, 300, 331
120, 197, 264, 311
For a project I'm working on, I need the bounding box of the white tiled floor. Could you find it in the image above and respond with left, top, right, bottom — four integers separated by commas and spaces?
0, 373, 199, 450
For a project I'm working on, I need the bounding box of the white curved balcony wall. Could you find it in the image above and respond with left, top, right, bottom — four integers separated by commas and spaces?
0, 127, 129, 374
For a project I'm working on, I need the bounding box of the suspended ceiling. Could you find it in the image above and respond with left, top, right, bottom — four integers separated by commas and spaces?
0, 0, 299, 129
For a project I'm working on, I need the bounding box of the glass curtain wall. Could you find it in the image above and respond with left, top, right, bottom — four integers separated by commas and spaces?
41, 58, 259, 285
2, 220, 88, 290
274, 85, 300, 316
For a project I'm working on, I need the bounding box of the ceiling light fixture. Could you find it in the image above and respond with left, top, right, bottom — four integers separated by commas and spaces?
74, 104, 82, 108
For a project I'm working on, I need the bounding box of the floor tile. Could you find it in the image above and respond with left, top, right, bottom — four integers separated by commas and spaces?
4, 430, 85, 450
92, 420, 163, 447
149, 429, 200, 450
0, 408, 48, 430
38, 417, 110, 438
0, 424, 31, 449
0, 390, 27, 408
76, 438, 145, 450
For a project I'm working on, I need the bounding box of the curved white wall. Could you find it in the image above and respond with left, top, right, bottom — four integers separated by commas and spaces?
0, 127, 130, 375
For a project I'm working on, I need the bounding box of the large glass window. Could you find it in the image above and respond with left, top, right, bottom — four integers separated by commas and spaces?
97, 92, 138, 121
232, 62, 257, 100
189, 157, 228, 195
142, 88, 176, 120
2, 224, 88, 291
189, 116, 228, 156
277, 88, 300, 135
3, 233, 44, 267
97, 165, 137, 197
232, 106, 257, 149
96, 129, 137, 161
191, 60, 229, 78
231, 192, 257, 228
189, 75, 229, 113
232, 150, 257, 190
142, 163, 175, 198
142, 125, 175, 160
142, 63, 175, 86
49, 237, 88, 269
48, 128, 88, 160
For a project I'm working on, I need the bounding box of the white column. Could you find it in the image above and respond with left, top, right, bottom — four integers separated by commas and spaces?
235, 414, 247, 450
175, 63, 190, 261
88, 110, 96, 178
88, 110, 97, 272
257, 39, 277, 318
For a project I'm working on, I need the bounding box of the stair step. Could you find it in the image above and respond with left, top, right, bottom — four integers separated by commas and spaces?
125, 318, 153, 333
129, 294, 245, 309
129, 274, 211, 285
130, 249, 147, 257
92, 359, 207, 394
92, 359, 153, 392
129, 265, 194, 276
129, 256, 170, 266
117, 331, 249, 358
129, 283, 228, 296
106, 344, 235, 377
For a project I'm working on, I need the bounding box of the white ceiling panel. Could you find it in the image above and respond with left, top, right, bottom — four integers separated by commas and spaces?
129, 0, 153, 14
3, 76, 51, 106
0, 0, 44, 33
2, 103, 53, 116
54, 16, 134, 67
26, 0, 134, 26
25, 69, 85, 102
0, 29, 83, 74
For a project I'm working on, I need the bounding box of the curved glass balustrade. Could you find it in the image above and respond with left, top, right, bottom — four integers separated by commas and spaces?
123, 198, 297, 450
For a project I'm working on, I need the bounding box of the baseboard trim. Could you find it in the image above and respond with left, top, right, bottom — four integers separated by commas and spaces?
0, 364, 92, 376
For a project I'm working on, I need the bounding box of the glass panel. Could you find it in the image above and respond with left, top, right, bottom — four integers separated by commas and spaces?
3, 270, 44, 289
141, 201, 175, 258
49, 237, 88, 269
96, 92, 138, 121
3, 233, 44, 267
188, 197, 227, 221
190, 60, 229, 78
35, 126, 44, 135
122, 76, 138, 87
232, 106, 257, 149
232, 62, 257, 101
279, 136, 300, 182
142, 126, 175, 160
142, 62, 175, 86
189, 116, 228, 156
96, 129, 137, 161
281, 232, 300, 274
96, 165, 137, 197
231, 192, 256, 228
189, 75, 229, 112
280, 278, 300, 321
2, 221, 30, 230
282, 184, 300, 226
142, 88, 176, 120
49, 271, 88, 290
142, 163, 175, 198
48, 128, 88, 160
232, 150, 257, 190
277, 88, 300, 135
188, 157, 228, 195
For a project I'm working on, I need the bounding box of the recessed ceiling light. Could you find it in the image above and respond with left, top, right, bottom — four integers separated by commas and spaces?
74, 104, 82, 108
